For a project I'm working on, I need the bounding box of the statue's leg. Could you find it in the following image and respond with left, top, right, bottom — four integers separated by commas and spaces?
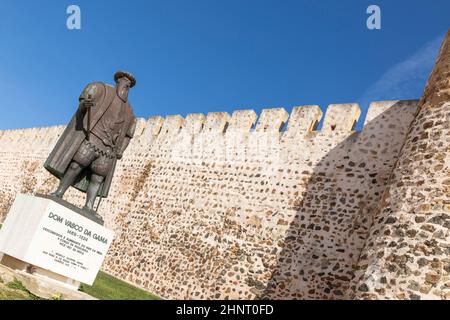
51, 161, 84, 198
84, 142, 113, 213
51, 141, 94, 198
83, 173, 104, 211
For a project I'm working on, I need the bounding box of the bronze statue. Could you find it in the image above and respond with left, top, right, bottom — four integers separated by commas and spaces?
44, 71, 137, 223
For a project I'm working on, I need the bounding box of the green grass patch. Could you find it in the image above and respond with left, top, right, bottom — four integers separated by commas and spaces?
0, 284, 31, 300
6, 278, 28, 291
4, 278, 43, 300
79, 271, 161, 300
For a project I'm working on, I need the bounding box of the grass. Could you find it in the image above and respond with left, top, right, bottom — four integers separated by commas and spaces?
0, 224, 159, 300
0, 284, 31, 300
0, 278, 43, 300
79, 271, 161, 300
0, 271, 160, 300
0, 272, 160, 300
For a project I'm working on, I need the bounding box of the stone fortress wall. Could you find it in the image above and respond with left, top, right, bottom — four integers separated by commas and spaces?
0, 31, 448, 300
350, 29, 450, 300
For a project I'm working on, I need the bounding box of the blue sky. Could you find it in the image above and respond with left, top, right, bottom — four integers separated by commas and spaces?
0, 0, 448, 130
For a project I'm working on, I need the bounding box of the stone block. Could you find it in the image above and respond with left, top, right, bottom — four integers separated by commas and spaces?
0, 194, 114, 287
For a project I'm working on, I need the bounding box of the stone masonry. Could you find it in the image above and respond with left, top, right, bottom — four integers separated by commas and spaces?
350, 29, 450, 300
0, 30, 448, 300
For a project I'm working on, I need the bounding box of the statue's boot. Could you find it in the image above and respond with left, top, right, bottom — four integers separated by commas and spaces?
50, 191, 63, 198
81, 206, 104, 223
82, 173, 105, 222
51, 162, 83, 198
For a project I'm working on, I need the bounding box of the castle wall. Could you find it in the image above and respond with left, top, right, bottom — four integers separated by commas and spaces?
351, 30, 450, 300
0, 99, 420, 299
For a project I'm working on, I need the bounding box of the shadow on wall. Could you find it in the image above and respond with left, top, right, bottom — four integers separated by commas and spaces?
0, 99, 420, 300
260, 100, 418, 299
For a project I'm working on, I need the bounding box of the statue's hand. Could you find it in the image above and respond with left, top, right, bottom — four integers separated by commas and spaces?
83, 99, 94, 109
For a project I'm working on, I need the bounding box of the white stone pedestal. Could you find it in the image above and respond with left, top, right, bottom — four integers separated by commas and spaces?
0, 194, 114, 289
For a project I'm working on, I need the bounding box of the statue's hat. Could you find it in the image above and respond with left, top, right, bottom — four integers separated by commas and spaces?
114, 71, 136, 88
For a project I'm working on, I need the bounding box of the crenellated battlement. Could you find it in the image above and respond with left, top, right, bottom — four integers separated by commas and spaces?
0, 97, 440, 300
0, 100, 419, 152
0, 101, 421, 175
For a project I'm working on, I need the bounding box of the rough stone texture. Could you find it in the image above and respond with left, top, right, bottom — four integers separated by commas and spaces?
0, 30, 448, 300
0, 264, 96, 300
0, 99, 420, 299
350, 30, 450, 300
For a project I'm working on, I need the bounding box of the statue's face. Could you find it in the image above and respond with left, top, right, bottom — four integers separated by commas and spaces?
116, 77, 131, 101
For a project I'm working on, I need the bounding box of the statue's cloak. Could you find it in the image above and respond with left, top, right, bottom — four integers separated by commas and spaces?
44, 82, 135, 198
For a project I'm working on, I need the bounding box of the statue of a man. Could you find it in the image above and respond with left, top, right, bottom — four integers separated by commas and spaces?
44, 71, 137, 221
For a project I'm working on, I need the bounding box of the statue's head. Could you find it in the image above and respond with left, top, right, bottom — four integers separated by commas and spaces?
114, 71, 136, 102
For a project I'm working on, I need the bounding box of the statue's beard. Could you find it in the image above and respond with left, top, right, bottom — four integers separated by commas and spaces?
117, 86, 129, 102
